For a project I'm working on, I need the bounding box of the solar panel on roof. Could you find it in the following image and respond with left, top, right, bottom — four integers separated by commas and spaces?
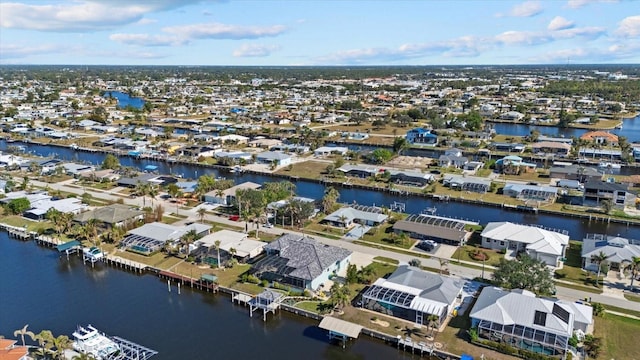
552, 303, 570, 324
533, 310, 547, 326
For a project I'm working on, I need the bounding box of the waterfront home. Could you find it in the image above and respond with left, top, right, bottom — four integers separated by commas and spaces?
176, 145, 218, 158
537, 136, 573, 145
469, 287, 593, 358
490, 142, 525, 153
214, 151, 253, 164
270, 144, 310, 154
495, 155, 536, 175
256, 151, 293, 167
580, 131, 618, 146
502, 183, 558, 202
530, 141, 571, 157
0, 153, 23, 167
251, 234, 352, 290
24, 197, 87, 220
463, 161, 484, 172
214, 134, 249, 144
266, 196, 318, 218
481, 222, 569, 268
393, 214, 475, 246
583, 180, 637, 208
73, 204, 144, 228
248, 138, 283, 149
321, 204, 388, 228
121, 222, 212, 254
336, 164, 379, 178
406, 128, 438, 146
203, 181, 262, 205
314, 146, 348, 157
578, 148, 622, 161
500, 111, 524, 121
581, 234, 640, 274
549, 164, 603, 183
117, 174, 178, 188
62, 162, 95, 177
0, 338, 29, 360
362, 265, 463, 326
438, 154, 468, 168
442, 175, 491, 193
388, 170, 434, 187
194, 229, 266, 260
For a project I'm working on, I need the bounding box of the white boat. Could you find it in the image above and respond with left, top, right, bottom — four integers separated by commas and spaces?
70, 143, 79, 150
598, 162, 621, 169
72, 325, 120, 360
83, 246, 105, 263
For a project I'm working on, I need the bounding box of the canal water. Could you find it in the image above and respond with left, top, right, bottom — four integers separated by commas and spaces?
0, 234, 413, 360
490, 114, 640, 142
103, 91, 145, 110
2, 140, 640, 240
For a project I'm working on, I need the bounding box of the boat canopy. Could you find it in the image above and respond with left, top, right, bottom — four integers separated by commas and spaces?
56, 240, 81, 252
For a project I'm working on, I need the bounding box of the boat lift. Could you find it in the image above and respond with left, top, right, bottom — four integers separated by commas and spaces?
109, 336, 158, 360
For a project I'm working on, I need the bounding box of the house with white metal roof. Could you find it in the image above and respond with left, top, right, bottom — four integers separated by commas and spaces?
362, 265, 463, 326
469, 287, 593, 358
481, 222, 569, 268
194, 229, 266, 259
203, 181, 262, 205
321, 204, 388, 228
120, 222, 212, 254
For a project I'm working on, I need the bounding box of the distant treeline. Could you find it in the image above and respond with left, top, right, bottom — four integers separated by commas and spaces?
542, 79, 640, 103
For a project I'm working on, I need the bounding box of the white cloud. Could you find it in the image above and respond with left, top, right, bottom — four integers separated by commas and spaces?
530, 42, 640, 62
548, 16, 575, 31
0, 43, 68, 59
553, 26, 606, 39
566, 0, 619, 9
109, 33, 183, 46
616, 15, 640, 38
496, 1, 543, 17
232, 44, 280, 57
0, 1, 205, 32
163, 23, 286, 40
495, 31, 551, 45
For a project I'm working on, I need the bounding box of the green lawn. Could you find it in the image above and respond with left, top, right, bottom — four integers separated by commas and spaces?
373, 256, 399, 265
294, 301, 323, 313
451, 245, 503, 267
594, 314, 640, 360
1, 215, 54, 233
624, 293, 640, 302
554, 241, 603, 290
360, 223, 416, 250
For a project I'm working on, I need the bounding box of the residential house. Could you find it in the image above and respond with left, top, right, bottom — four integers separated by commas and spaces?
439, 148, 468, 168
481, 222, 569, 268
442, 175, 491, 193
470, 287, 593, 358
583, 180, 636, 207
406, 128, 438, 146
214, 151, 253, 164
0, 339, 29, 360
0, 191, 87, 220
393, 214, 475, 245
490, 143, 525, 153
117, 174, 178, 188
502, 184, 558, 202
256, 151, 293, 167
203, 182, 262, 205
388, 170, 434, 187
578, 148, 622, 160
62, 162, 95, 177
580, 131, 618, 146
362, 265, 463, 326
73, 204, 144, 227
251, 234, 352, 290
495, 155, 537, 174
248, 138, 283, 149
270, 144, 310, 154
530, 142, 571, 156
120, 222, 212, 254
321, 204, 388, 228
549, 165, 602, 183
500, 111, 524, 121
194, 229, 267, 260
314, 146, 349, 157
581, 233, 640, 274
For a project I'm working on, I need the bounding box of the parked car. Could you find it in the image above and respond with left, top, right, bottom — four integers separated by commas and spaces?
263, 222, 274, 228
416, 240, 438, 252
228, 215, 240, 221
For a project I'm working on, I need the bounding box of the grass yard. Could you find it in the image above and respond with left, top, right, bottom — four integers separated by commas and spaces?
294, 301, 323, 313
594, 314, 640, 360
624, 293, 640, 302
553, 241, 603, 290
274, 160, 331, 180
360, 223, 416, 250
304, 222, 345, 238
451, 245, 503, 267
373, 256, 399, 265
0, 215, 54, 233
161, 216, 182, 224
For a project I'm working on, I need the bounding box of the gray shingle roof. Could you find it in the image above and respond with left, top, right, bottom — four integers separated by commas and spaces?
384, 265, 462, 305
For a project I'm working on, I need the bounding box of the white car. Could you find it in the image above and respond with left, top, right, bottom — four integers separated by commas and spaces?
263, 223, 274, 228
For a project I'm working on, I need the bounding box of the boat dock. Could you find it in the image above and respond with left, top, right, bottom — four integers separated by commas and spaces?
158, 270, 219, 293
105, 255, 148, 273
110, 336, 159, 360
397, 336, 442, 356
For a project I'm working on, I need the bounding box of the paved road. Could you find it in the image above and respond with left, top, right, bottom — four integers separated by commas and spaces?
29, 178, 640, 312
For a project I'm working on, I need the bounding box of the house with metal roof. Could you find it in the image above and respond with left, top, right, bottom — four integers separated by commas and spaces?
24, 197, 87, 220
251, 234, 352, 290
120, 222, 212, 254
203, 181, 262, 205
581, 233, 640, 274
549, 164, 602, 183
194, 229, 267, 260
256, 151, 293, 167
406, 128, 438, 146
469, 287, 593, 358
362, 265, 463, 326
442, 175, 491, 193
503, 183, 558, 202
583, 179, 636, 208
393, 214, 476, 245
481, 222, 569, 268
73, 204, 144, 227
321, 204, 388, 228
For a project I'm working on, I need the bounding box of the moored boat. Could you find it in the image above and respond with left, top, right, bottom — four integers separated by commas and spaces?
72, 325, 120, 360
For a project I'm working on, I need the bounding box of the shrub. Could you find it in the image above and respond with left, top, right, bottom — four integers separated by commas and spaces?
261, 279, 269, 287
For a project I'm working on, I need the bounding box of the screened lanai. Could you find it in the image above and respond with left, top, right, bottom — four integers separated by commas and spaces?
476, 319, 569, 357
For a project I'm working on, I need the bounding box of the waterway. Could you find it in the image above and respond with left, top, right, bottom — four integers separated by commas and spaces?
0, 234, 410, 360
104, 91, 145, 110
490, 114, 640, 142
2, 140, 640, 241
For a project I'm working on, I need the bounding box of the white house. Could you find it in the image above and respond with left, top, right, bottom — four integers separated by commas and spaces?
480, 222, 569, 268
203, 182, 262, 205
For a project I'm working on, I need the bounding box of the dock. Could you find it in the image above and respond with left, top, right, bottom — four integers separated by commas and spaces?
249, 289, 284, 321
397, 336, 442, 356
105, 255, 148, 273
158, 270, 219, 293
318, 317, 363, 348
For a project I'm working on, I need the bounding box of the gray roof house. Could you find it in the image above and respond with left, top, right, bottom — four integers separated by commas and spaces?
393, 214, 476, 245
73, 204, 144, 227
470, 287, 593, 358
438, 155, 468, 168
581, 233, 640, 273
503, 183, 558, 202
443, 175, 491, 193
252, 234, 352, 290
362, 265, 463, 325
120, 222, 212, 254
256, 151, 292, 166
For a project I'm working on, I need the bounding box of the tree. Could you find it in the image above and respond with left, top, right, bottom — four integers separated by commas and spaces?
322, 187, 340, 213
600, 199, 613, 215
492, 255, 555, 295
13, 324, 35, 347
427, 314, 440, 336
197, 207, 207, 223
330, 283, 351, 310
166, 183, 180, 199
625, 256, 640, 290
34, 330, 54, 359
19, 176, 29, 191
591, 251, 609, 287
583, 334, 602, 358
369, 148, 393, 164
52, 334, 72, 360
101, 154, 120, 170
6, 197, 30, 215
392, 137, 409, 155
214, 240, 222, 268
180, 230, 200, 258
346, 264, 358, 284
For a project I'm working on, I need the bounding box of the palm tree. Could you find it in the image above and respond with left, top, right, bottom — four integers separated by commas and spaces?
179, 230, 199, 258
330, 283, 351, 310
134, 181, 149, 207
398, 232, 409, 247
591, 251, 609, 287
147, 184, 159, 206
214, 240, 221, 268
52, 335, 72, 360
59, 212, 74, 236
625, 256, 640, 289
197, 207, 207, 223
600, 199, 613, 215
338, 214, 349, 233
13, 324, 34, 346
427, 314, 440, 336
73, 352, 98, 360
322, 187, 340, 213
34, 330, 54, 359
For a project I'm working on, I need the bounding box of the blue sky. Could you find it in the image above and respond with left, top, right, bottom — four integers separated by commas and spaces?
1, 0, 638, 65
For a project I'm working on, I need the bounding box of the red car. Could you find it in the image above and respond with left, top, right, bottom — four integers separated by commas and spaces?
228, 215, 240, 221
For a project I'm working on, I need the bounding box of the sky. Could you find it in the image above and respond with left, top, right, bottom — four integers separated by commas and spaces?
0, 0, 639, 66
